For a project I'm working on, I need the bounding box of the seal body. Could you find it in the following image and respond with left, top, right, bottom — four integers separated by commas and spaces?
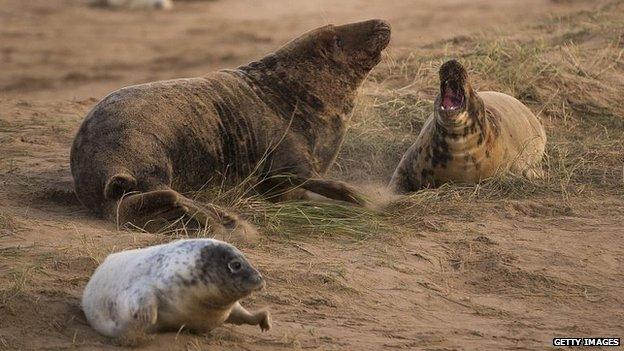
390, 60, 546, 192
82, 239, 271, 339
70, 20, 391, 233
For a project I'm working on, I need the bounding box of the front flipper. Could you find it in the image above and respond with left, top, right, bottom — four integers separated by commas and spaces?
129, 295, 158, 327
114, 290, 158, 346
389, 160, 417, 194
225, 302, 271, 332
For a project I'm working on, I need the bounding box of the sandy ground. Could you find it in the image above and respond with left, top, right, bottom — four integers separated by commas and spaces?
1, 0, 623, 350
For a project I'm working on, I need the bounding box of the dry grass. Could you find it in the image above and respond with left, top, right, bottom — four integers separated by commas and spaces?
337, 0, 623, 198
139, 1, 623, 242
245, 199, 388, 239
0, 246, 44, 309
0, 212, 18, 237
0, 268, 32, 308
187, 184, 389, 240
270, 0, 622, 237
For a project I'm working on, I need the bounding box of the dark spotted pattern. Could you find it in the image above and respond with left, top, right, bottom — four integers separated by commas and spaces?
139, 240, 262, 312
430, 130, 452, 168
484, 106, 502, 137
196, 244, 262, 302
390, 59, 509, 192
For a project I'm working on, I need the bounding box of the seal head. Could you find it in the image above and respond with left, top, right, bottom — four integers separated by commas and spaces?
197, 243, 265, 303
277, 19, 391, 72
330, 19, 392, 71
438, 60, 467, 112
246, 19, 391, 115
435, 59, 479, 124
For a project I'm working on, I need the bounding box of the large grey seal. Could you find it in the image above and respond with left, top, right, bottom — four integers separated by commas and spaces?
390, 59, 546, 192
82, 239, 270, 340
70, 20, 391, 233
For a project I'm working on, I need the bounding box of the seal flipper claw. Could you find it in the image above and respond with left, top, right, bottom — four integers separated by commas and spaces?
104, 173, 137, 201
521, 166, 545, 180
225, 302, 272, 331
175, 197, 259, 243
257, 310, 272, 332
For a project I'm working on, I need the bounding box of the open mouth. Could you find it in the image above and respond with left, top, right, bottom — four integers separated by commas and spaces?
440, 81, 465, 112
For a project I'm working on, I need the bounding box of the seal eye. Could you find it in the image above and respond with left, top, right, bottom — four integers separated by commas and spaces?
228, 260, 242, 273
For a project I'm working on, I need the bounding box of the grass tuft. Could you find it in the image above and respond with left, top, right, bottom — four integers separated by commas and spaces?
170, 1, 623, 240
246, 200, 387, 239
335, 0, 624, 198
0, 212, 18, 237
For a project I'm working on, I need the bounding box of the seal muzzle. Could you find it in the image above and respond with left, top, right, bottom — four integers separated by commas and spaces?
369, 19, 392, 53
333, 19, 391, 70
437, 59, 469, 118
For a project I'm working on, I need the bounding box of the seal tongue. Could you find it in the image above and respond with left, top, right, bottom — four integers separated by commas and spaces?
441, 84, 463, 110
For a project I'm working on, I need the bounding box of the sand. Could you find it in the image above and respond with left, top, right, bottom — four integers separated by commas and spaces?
1, 0, 622, 350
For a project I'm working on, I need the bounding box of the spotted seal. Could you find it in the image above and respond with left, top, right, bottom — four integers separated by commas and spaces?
70, 19, 391, 234
390, 59, 546, 192
82, 239, 270, 340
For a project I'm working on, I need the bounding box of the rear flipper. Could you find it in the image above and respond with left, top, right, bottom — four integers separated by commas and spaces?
388, 163, 415, 194
297, 178, 370, 207
225, 302, 271, 332
110, 188, 256, 239
255, 176, 369, 206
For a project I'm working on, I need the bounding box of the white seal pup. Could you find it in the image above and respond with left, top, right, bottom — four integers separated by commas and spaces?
82, 239, 271, 340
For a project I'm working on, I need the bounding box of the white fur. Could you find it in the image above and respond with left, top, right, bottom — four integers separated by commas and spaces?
82, 239, 237, 338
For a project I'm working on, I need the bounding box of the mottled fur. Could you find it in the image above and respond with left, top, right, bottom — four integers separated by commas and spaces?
70, 20, 391, 233
390, 60, 546, 192
82, 239, 270, 340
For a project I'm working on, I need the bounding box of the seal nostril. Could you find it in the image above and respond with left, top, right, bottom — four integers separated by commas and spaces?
373, 20, 391, 33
